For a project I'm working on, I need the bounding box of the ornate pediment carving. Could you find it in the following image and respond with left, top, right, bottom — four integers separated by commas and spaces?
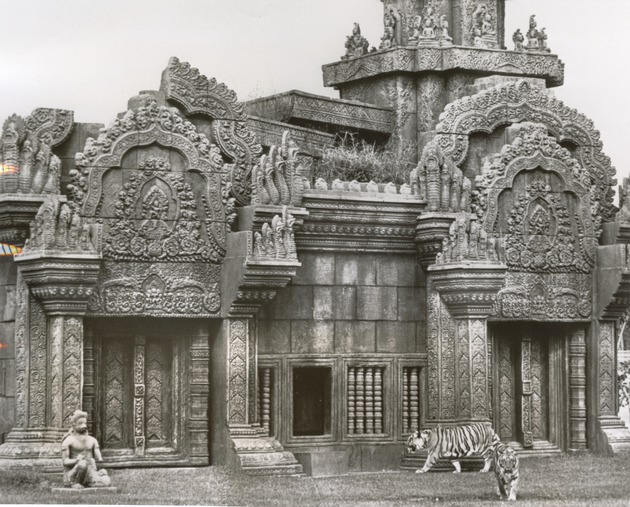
436, 79, 617, 221
161, 57, 262, 206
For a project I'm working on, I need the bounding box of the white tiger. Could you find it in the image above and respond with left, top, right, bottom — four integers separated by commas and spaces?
406, 423, 500, 474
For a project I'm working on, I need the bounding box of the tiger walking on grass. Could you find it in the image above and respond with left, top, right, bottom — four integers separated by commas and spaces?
406, 423, 500, 474
493, 441, 519, 501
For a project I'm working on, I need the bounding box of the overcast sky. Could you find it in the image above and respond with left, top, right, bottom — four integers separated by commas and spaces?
1, 0, 628, 196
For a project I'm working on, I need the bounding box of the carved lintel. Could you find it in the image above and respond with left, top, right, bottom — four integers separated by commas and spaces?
428, 263, 507, 318
16, 253, 101, 315
415, 212, 457, 267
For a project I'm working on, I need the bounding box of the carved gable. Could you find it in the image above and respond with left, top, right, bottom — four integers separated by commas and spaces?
473, 123, 597, 321
71, 94, 235, 317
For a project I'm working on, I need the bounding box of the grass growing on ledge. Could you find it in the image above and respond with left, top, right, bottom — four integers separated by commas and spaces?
1, 454, 629, 506
316, 133, 415, 186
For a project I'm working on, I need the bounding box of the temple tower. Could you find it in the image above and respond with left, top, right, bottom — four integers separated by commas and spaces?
323, 0, 562, 162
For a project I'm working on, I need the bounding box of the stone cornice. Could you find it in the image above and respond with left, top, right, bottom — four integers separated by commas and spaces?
297, 191, 423, 253
322, 46, 564, 88
246, 116, 335, 157
428, 262, 507, 318
15, 251, 102, 315
244, 91, 395, 134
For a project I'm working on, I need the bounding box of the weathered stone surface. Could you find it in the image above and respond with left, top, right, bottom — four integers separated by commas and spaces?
397, 287, 423, 321
258, 320, 291, 354
269, 287, 313, 320
335, 321, 376, 353
0, 322, 15, 358
335, 255, 376, 286
356, 287, 397, 321
376, 321, 416, 353
376, 256, 417, 286
293, 253, 335, 285
291, 321, 334, 354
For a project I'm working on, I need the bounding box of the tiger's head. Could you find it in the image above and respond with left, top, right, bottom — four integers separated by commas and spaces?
496, 445, 518, 474
406, 430, 432, 454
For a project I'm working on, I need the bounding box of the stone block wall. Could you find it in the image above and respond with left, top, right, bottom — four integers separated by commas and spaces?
0, 257, 17, 441
258, 252, 425, 355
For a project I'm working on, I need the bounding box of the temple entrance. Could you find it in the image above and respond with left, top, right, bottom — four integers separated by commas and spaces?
83, 318, 211, 466
491, 323, 568, 452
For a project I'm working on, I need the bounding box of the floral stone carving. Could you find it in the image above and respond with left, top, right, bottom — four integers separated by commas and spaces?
61, 410, 111, 489
251, 131, 306, 207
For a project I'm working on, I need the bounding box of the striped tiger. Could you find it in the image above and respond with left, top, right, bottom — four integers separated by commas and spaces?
406, 423, 500, 474
494, 441, 519, 501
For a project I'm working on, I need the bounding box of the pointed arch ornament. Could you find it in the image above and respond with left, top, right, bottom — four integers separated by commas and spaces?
435, 79, 617, 221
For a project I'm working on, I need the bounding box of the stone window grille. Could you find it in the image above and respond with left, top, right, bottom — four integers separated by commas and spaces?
258, 366, 275, 437
347, 365, 385, 435
401, 366, 421, 434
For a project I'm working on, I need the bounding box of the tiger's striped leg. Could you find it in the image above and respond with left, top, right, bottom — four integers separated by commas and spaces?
480, 456, 492, 473
508, 478, 518, 501
416, 452, 439, 473
452, 460, 461, 474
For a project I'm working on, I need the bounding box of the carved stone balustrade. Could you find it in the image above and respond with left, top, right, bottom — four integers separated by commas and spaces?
415, 212, 456, 267
428, 262, 507, 318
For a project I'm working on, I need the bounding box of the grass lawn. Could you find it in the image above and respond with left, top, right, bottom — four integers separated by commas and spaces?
1, 454, 629, 506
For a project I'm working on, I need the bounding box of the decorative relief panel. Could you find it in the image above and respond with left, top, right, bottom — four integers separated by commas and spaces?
228, 319, 248, 425
89, 262, 220, 317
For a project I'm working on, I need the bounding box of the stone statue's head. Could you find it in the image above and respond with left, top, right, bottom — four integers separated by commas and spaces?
70, 410, 88, 434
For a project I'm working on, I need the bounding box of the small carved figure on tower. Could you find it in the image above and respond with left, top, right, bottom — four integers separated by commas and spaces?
408, 15, 423, 44
473, 3, 497, 48
512, 29, 525, 52
61, 410, 111, 489
526, 15, 540, 51
537, 27, 550, 52
341, 23, 370, 60
380, 10, 398, 50
438, 15, 453, 45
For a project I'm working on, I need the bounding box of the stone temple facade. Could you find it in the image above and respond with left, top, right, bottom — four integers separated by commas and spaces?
0, 0, 629, 475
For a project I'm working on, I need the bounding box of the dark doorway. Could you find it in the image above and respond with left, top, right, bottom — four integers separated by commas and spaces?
292, 367, 332, 436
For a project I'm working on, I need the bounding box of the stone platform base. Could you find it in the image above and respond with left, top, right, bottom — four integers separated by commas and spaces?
295, 450, 349, 477
51, 487, 118, 494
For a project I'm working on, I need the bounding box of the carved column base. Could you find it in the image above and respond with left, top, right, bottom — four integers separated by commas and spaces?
0, 428, 66, 469
229, 425, 303, 476
596, 416, 630, 454
415, 212, 457, 267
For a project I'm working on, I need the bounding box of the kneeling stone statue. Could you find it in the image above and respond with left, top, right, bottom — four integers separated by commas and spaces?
61, 410, 111, 489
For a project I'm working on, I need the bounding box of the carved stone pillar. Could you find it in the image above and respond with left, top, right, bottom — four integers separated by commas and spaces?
568, 328, 587, 451
0, 252, 100, 466
593, 244, 630, 453
220, 205, 304, 474
427, 263, 506, 423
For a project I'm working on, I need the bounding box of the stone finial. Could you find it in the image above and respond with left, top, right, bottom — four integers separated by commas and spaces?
379, 9, 398, 50
61, 410, 111, 489
436, 213, 499, 264
523, 15, 551, 53
314, 177, 328, 191
341, 23, 370, 60
410, 141, 472, 212
252, 207, 298, 261
251, 131, 305, 207
0, 114, 62, 195
24, 197, 98, 253
512, 29, 525, 52
367, 180, 379, 193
